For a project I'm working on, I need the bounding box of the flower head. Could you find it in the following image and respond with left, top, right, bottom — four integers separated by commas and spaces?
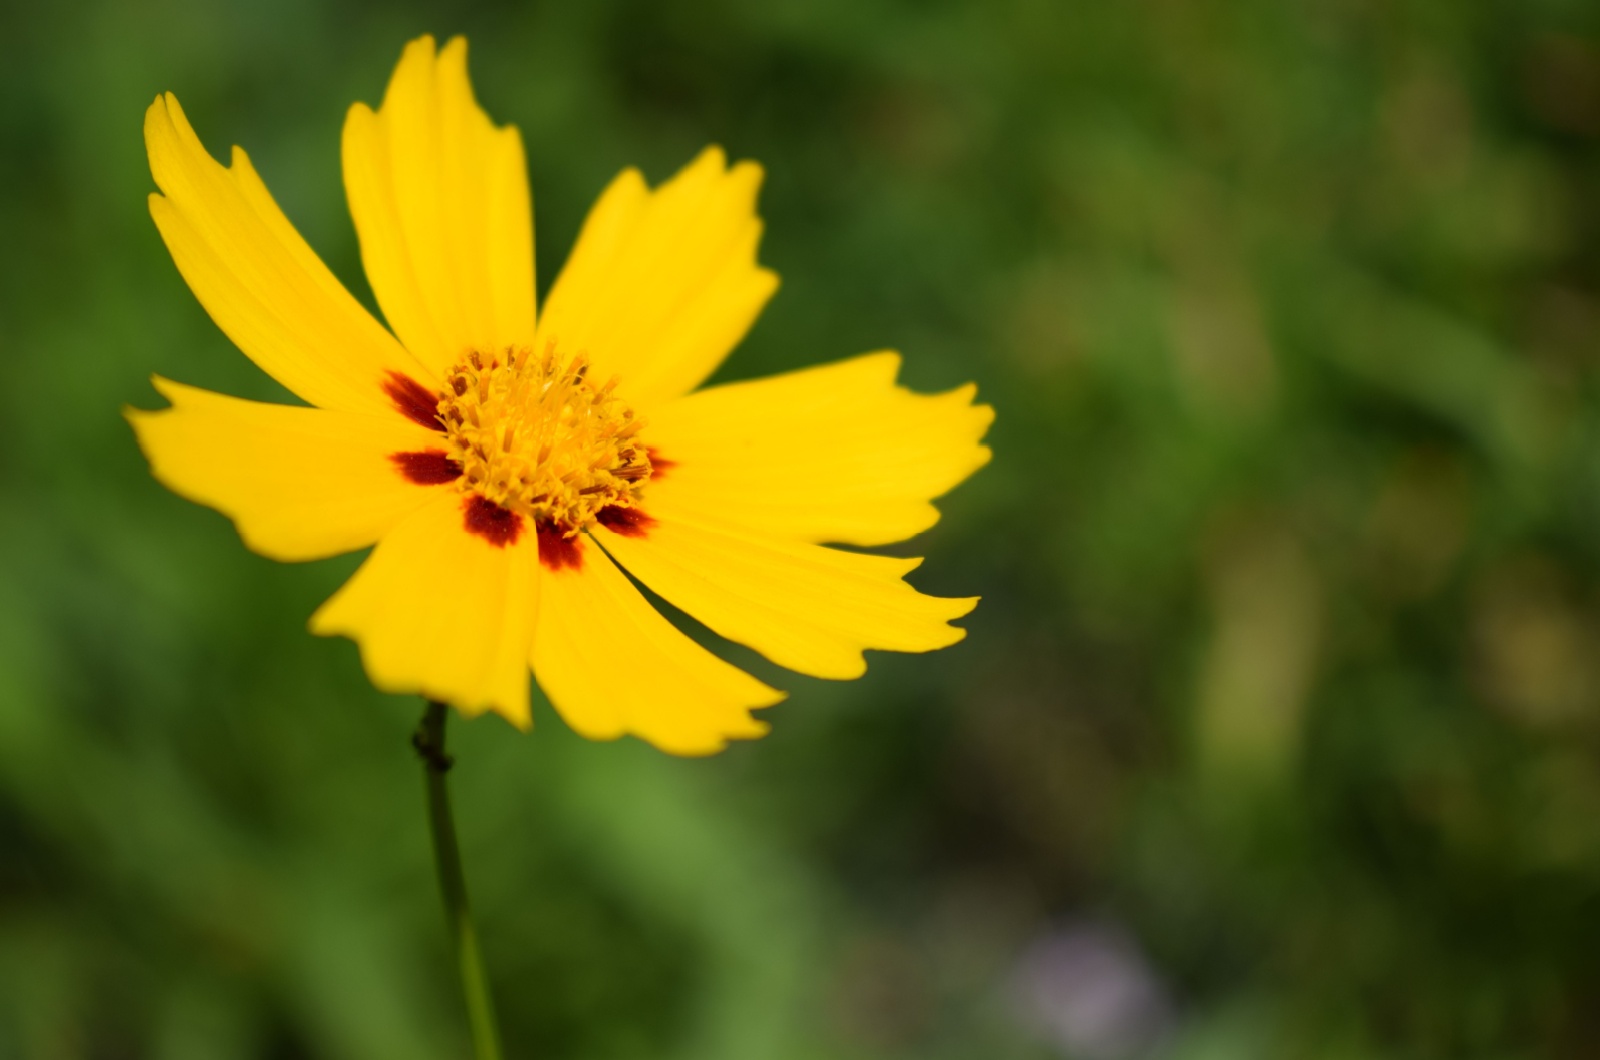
128, 36, 993, 754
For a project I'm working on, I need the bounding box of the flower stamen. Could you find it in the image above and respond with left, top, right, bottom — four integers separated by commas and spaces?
437, 342, 653, 541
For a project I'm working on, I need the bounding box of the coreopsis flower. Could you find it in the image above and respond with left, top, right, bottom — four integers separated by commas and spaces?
129, 36, 992, 754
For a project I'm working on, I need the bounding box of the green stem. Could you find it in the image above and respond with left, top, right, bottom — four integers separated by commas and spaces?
414, 701, 504, 1060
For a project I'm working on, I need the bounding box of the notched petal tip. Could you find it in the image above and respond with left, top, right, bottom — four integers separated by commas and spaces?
691, 144, 728, 169
306, 607, 537, 730
754, 263, 781, 297
349, 30, 537, 370
310, 616, 534, 731
946, 595, 981, 621
144, 90, 214, 188
142, 75, 427, 416
531, 540, 783, 755
439, 33, 470, 65
659, 716, 776, 757
309, 494, 539, 725
146, 372, 185, 400
504, 706, 534, 732
872, 349, 995, 426
397, 33, 440, 66
123, 375, 176, 424
142, 91, 172, 132
535, 139, 779, 404
457, 689, 532, 731
121, 405, 161, 441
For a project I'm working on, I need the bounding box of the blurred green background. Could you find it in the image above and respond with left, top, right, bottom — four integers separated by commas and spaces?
4, 0, 1600, 1056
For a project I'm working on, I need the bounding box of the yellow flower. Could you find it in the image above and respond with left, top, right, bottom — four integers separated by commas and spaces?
128, 36, 993, 754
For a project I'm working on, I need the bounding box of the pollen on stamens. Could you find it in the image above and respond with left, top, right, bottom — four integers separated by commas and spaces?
432, 342, 657, 548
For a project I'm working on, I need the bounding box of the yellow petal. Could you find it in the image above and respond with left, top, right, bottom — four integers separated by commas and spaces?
647, 352, 993, 547
535, 147, 778, 408
310, 493, 538, 726
343, 36, 536, 372
126, 377, 450, 561
531, 539, 782, 755
145, 93, 431, 415
593, 510, 975, 681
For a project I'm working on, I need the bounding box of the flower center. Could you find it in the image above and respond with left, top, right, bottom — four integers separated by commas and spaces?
437, 344, 652, 534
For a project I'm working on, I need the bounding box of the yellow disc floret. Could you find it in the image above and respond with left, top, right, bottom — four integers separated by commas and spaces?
437, 343, 652, 532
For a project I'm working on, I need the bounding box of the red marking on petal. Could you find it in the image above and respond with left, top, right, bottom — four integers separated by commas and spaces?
596, 505, 655, 537
383, 372, 443, 431
390, 450, 462, 485
646, 446, 675, 478
463, 495, 523, 548
537, 520, 584, 571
